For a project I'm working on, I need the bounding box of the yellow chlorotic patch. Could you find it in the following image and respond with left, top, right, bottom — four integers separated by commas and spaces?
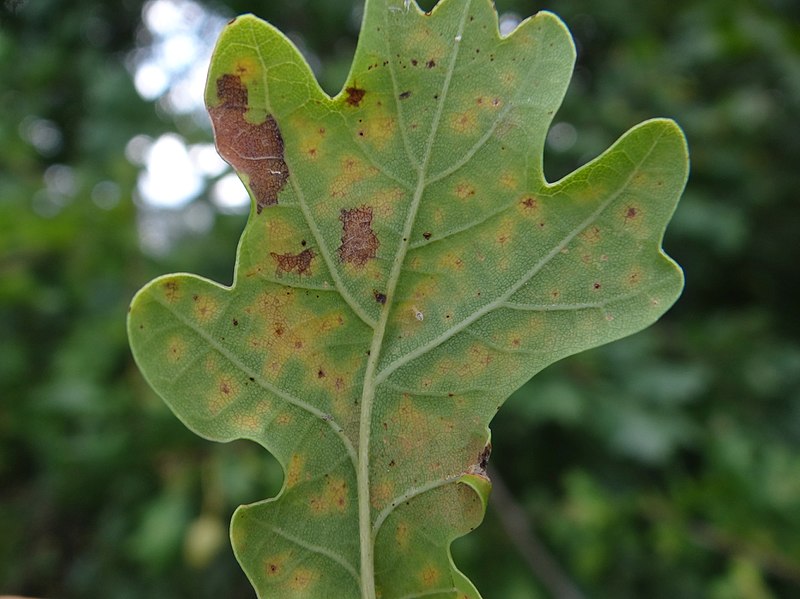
192, 294, 220, 323
371, 480, 395, 510
476, 95, 504, 110
265, 214, 305, 251
454, 182, 476, 199
420, 564, 442, 587
499, 171, 518, 189
395, 521, 411, 549
372, 186, 407, 219
500, 69, 517, 88
232, 56, 261, 84
329, 155, 377, 198
287, 567, 318, 592
580, 225, 602, 244
285, 453, 306, 488
451, 109, 477, 133
275, 412, 293, 426
363, 116, 397, 150
391, 396, 429, 455
207, 374, 240, 415
264, 551, 292, 579
457, 344, 492, 377
162, 280, 181, 303
309, 476, 349, 514
627, 269, 643, 286
232, 412, 262, 435
166, 336, 186, 363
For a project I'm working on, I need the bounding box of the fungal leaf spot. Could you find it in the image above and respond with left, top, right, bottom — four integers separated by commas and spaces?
208, 74, 288, 213
270, 248, 315, 276
339, 205, 379, 267
345, 86, 366, 107
128, 4, 688, 599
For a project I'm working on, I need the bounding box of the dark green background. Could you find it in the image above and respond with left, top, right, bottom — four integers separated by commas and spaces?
1, 0, 798, 597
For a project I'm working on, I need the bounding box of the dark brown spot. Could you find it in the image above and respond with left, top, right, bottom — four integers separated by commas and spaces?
227, 17, 237, 25
338, 206, 379, 267
374, 291, 387, 304
593, 282, 602, 290
426, 59, 436, 68
467, 443, 492, 478
626, 206, 639, 219
300, 239, 307, 246
345, 86, 366, 107
220, 381, 231, 395
422, 231, 432, 240
399, 90, 412, 100
209, 74, 288, 213
411, 59, 418, 66
389, 459, 395, 467
232, 318, 238, 326
522, 197, 537, 209
318, 369, 326, 378
270, 248, 315, 276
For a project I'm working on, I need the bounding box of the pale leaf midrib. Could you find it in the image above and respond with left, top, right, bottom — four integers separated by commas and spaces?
355, 2, 475, 597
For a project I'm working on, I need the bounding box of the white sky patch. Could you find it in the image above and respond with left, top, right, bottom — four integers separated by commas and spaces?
130, 0, 228, 116
499, 12, 522, 37
212, 173, 250, 214
137, 133, 204, 209
547, 122, 578, 153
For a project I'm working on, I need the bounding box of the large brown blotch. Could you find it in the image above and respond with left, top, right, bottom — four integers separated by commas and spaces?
338, 206, 379, 267
209, 74, 289, 213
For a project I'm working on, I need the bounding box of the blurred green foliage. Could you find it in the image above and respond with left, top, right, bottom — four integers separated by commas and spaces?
1, 0, 798, 597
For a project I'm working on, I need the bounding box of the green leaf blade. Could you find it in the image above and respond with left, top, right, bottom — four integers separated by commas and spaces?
127, 1, 687, 597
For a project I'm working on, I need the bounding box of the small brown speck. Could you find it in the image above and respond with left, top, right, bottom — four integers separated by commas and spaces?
399, 90, 412, 100
422, 231, 432, 240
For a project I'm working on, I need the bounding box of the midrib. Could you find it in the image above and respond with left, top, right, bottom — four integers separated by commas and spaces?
355, 3, 473, 597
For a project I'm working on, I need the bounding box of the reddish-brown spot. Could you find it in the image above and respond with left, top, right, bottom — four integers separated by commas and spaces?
374, 291, 387, 304
270, 248, 315, 276
338, 206, 379, 267
625, 206, 639, 219
209, 74, 288, 213
521, 196, 538, 210
345, 86, 366, 107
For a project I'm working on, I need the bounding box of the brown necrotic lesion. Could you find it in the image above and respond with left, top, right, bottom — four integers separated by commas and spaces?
270, 248, 315, 276
209, 74, 289, 213
338, 205, 379, 267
